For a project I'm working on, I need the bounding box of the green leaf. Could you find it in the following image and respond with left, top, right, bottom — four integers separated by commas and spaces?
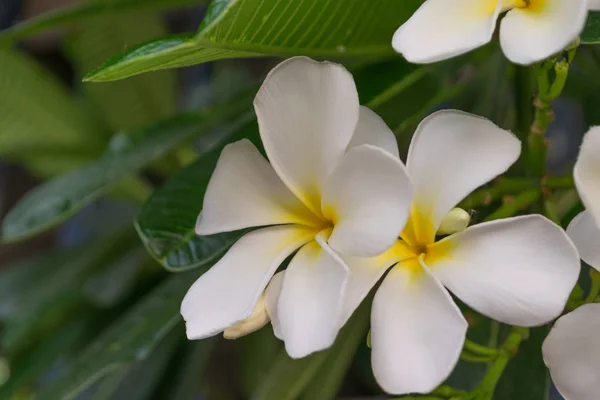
1, 102, 253, 242
0, 0, 208, 46
164, 340, 216, 400
494, 327, 550, 400
581, 12, 600, 44
0, 49, 105, 157
85, 0, 422, 82
65, 11, 177, 131
37, 271, 199, 400
135, 120, 259, 271
250, 302, 370, 400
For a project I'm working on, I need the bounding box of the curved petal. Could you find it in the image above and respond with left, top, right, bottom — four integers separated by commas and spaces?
591, 0, 600, 10
196, 139, 320, 235
278, 231, 349, 359
405, 110, 520, 244
371, 259, 467, 395
392, 0, 501, 64
428, 215, 580, 327
574, 127, 600, 226
323, 145, 413, 257
181, 225, 315, 340
338, 241, 415, 326
254, 56, 359, 215
542, 304, 600, 400
264, 271, 285, 340
567, 211, 600, 272
500, 0, 588, 65
347, 106, 400, 158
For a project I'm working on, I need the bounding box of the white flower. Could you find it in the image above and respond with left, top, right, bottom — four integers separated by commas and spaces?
393, 0, 594, 65
543, 126, 600, 400
330, 110, 581, 395
180, 57, 413, 359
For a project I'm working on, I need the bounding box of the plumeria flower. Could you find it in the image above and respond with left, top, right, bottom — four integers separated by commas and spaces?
393, 0, 599, 65
543, 127, 600, 400
180, 57, 413, 359
322, 110, 579, 395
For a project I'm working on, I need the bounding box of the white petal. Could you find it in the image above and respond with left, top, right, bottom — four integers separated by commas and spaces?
347, 106, 400, 158
574, 127, 600, 226
181, 225, 315, 340
264, 271, 285, 340
406, 110, 520, 242
428, 215, 580, 327
500, 0, 588, 65
196, 139, 318, 235
278, 232, 349, 358
323, 145, 413, 257
567, 211, 600, 272
543, 304, 600, 400
590, 0, 600, 10
371, 259, 467, 395
392, 0, 501, 64
338, 241, 415, 326
254, 56, 359, 214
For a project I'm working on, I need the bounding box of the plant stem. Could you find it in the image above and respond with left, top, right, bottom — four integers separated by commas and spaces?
463, 340, 499, 357
483, 189, 541, 221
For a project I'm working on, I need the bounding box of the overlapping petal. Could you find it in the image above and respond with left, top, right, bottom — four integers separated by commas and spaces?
574, 127, 600, 226
500, 0, 588, 65
181, 225, 315, 340
591, 0, 600, 10
567, 211, 600, 272
543, 304, 600, 400
427, 215, 580, 326
347, 106, 400, 158
264, 271, 285, 340
254, 56, 359, 215
196, 139, 319, 235
323, 145, 413, 257
371, 259, 467, 395
392, 0, 501, 64
405, 110, 520, 242
278, 231, 349, 358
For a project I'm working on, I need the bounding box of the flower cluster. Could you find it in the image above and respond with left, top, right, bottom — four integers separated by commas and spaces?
180, 56, 584, 395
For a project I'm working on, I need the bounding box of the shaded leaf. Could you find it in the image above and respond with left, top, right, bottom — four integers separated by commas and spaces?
0, 0, 208, 46
37, 270, 200, 400
85, 0, 422, 81
582, 12, 600, 44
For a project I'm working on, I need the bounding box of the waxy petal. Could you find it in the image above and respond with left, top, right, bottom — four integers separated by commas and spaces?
181, 225, 315, 340
196, 140, 319, 235
323, 145, 413, 257
392, 0, 502, 64
254, 57, 359, 215
371, 259, 467, 395
543, 304, 600, 400
264, 271, 285, 340
591, 0, 600, 10
574, 127, 600, 227
278, 232, 349, 358
347, 106, 400, 158
567, 211, 600, 272
428, 215, 580, 326
406, 110, 520, 243
500, 0, 588, 65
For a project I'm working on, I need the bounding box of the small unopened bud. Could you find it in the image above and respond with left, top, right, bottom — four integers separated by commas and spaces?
223, 295, 270, 340
437, 208, 471, 235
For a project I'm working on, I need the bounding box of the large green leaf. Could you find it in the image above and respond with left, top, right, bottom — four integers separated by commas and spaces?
85, 0, 422, 82
0, 0, 208, 46
0, 49, 105, 157
1, 102, 253, 242
135, 120, 258, 271
37, 270, 199, 400
582, 12, 600, 44
65, 12, 176, 131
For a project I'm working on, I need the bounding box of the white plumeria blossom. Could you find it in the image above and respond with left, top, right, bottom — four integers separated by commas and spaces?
180, 56, 413, 359
313, 110, 578, 395
393, 0, 597, 65
543, 126, 600, 400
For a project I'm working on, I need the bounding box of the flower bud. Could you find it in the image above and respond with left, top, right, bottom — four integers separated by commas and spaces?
437, 208, 471, 235
223, 295, 270, 339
